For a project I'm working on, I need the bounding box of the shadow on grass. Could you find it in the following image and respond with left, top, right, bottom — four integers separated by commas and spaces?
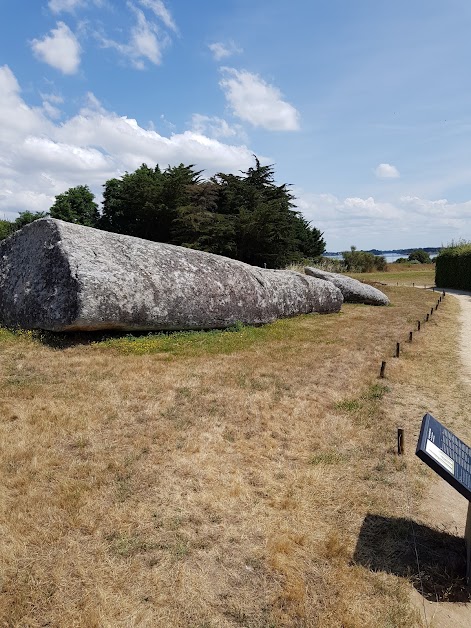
353, 514, 470, 602
28, 324, 248, 350
35, 329, 122, 349
34, 328, 206, 350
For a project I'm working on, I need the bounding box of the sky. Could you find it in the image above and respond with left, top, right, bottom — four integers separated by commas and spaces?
1, 0, 471, 251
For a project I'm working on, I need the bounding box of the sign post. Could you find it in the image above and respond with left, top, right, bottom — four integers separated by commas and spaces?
466, 504, 471, 584
416, 413, 471, 583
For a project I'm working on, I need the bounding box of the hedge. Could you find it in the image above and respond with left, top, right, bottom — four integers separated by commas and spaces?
435, 244, 471, 290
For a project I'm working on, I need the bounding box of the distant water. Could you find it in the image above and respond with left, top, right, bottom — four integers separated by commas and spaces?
326, 253, 437, 263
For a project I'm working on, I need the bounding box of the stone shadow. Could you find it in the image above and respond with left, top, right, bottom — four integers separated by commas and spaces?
353, 513, 470, 602
31, 326, 240, 350
32, 329, 134, 349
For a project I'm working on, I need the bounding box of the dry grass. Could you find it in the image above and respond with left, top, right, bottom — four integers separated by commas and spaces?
0, 287, 463, 627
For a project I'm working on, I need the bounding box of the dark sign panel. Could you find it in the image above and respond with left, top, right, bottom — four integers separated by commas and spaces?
416, 413, 471, 502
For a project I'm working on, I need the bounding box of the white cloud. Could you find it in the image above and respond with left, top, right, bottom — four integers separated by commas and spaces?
0, 67, 51, 143
295, 188, 471, 249
40, 92, 64, 105
190, 114, 246, 141
400, 196, 471, 223
0, 66, 260, 216
48, 0, 103, 12
375, 163, 400, 179
208, 41, 242, 61
219, 68, 300, 131
138, 0, 177, 32
98, 5, 170, 68
130, 8, 163, 66
31, 22, 81, 74
42, 101, 62, 119
48, 0, 86, 12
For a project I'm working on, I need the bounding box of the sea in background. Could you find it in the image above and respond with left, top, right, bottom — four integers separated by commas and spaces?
325, 253, 438, 263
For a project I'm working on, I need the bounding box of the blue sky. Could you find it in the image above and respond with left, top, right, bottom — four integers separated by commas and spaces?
1, 0, 470, 250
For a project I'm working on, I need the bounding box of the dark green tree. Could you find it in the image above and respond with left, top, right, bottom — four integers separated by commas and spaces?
50, 185, 99, 227
291, 215, 326, 260
215, 157, 322, 267
408, 249, 431, 264
14, 210, 49, 229
100, 163, 201, 242
171, 181, 237, 256
97, 157, 326, 268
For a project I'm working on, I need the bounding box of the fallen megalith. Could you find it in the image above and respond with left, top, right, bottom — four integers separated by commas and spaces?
305, 267, 389, 306
0, 219, 343, 332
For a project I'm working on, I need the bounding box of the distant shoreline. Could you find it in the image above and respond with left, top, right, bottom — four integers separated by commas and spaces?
325, 247, 441, 256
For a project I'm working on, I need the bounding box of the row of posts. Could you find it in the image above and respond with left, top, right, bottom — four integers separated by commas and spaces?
378, 290, 446, 454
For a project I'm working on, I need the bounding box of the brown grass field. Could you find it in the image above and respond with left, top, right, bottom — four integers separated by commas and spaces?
0, 283, 468, 627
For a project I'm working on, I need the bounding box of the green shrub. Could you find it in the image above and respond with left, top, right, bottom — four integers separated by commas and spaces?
373, 255, 387, 271
435, 241, 471, 289
408, 249, 431, 264
342, 246, 387, 273
0, 219, 13, 241
308, 256, 346, 273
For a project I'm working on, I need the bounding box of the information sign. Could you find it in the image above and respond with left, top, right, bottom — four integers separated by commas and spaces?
416, 413, 471, 502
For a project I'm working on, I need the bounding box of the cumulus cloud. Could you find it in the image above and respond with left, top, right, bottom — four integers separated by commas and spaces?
31, 22, 81, 74
399, 196, 471, 225
375, 163, 400, 179
0, 65, 259, 217
219, 68, 300, 131
208, 41, 242, 61
295, 189, 470, 249
0, 67, 52, 143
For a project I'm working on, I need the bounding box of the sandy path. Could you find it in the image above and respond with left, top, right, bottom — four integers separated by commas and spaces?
447, 290, 471, 382
413, 290, 471, 627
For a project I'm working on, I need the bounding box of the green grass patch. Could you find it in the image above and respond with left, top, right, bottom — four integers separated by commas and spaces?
0, 327, 39, 344
335, 384, 389, 413
364, 383, 390, 400
335, 399, 362, 412
310, 450, 346, 466
349, 266, 435, 285
93, 316, 329, 357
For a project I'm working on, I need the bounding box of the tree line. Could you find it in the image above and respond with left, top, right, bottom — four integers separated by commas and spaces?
0, 159, 325, 269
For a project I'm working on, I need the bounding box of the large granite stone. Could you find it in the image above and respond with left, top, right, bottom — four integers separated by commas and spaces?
0, 219, 343, 332
304, 267, 389, 306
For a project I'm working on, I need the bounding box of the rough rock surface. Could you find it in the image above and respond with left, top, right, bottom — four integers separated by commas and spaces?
304, 266, 389, 306
0, 219, 343, 332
